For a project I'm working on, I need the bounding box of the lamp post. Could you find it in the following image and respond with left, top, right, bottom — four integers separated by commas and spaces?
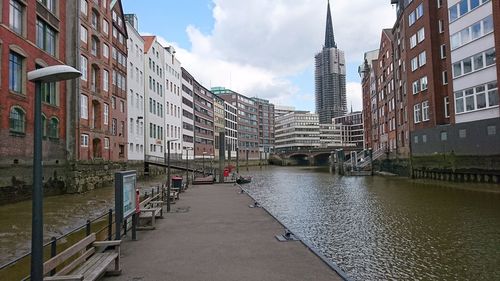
202, 151, 207, 176
185, 147, 193, 186
27, 65, 81, 281
166, 138, 178, 212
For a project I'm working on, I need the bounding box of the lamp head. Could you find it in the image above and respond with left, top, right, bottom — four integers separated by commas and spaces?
28, 65, 81, 83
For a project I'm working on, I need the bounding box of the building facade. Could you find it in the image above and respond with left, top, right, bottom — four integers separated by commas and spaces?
274, 105, 295, 119
253, 97, 275, 157
164, 45, 183, 159
0, 0, 68, 164
181, 67, 195, 158
125, 14, 144, 160
359, 49, 379, 150
315, 1, 347, 123
275, 111, 320, 153
142, 36, 165, 158
224, 100, 238, 159
213, 87, 259, 160
73, 0, 128, 161
193, 81, 214, 159
213, 95, 225, 159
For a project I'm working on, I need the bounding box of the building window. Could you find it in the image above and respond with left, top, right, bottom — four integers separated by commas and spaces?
103, 70, 109, 92
412, 80, 420, 95
104, 137, 110, 149
104, 103, 109, 125
455, 81, 498, 114
449, 0, 491, 22
36, 19, 57, 56
452, 48, 496, 78
48, 117, 59, 138
80, 55, 88, 81
80, 94, 88, 119
418, 51, 426, 67
80, 0, 87, 15
38, 0, 56, 13
487, 125, 496, 136
444, 97, 450, 118
81, 134, 89, 147
10, 0, 24, 35
451, 15, 494, 50
40, 81, 57, 105
91, 36, 99, 56
459, 129, 466, 138
438, 20, 444, 33
442, 71, 448, 85
91, 10, 99, 30
441, 131, 448, 141
440, 44, 446, 59
103, 19, 109, 35
112, 119, 117, 135
421, 76, 428, 91
9, 107, 25, 134
422, 101, 429, 121
417, 27, 425, 44
9, 51, 23, 94
414, 104, 422, 123
80, 25, 88, 44
103, 43, 109, 58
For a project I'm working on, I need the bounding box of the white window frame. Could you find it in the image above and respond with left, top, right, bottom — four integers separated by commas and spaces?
104, 103, 109, 125
103, 70, 109, 92
422, 101, 429, 121
80, 94, 88, 119
81, 134, 89, 147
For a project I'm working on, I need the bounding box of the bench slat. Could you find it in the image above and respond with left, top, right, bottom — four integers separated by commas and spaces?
44, 234, 96, 275
72, 253, 110, 276
56, 248, 95, 276
44, 274, 84, 281
81, 253, 118, 281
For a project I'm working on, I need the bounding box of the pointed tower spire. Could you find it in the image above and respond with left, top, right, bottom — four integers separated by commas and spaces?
324, 0, 337, 49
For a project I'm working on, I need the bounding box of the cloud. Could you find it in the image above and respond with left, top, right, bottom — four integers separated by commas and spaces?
346, 82, 363, 112
156, 0, 395, 111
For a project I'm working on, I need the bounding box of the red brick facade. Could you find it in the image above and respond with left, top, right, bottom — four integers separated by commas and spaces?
0, 0, 68, 163
193, 81, 215, 158
76, 0, 127, 161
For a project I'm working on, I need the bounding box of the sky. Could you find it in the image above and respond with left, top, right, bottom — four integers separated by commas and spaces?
122, 0, 396, 112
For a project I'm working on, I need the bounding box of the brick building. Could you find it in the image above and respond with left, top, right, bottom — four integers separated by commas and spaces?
253, 97, 275, 157
68, 0, 128, 161
0, 0, 68, 164
359, 50, 378, 150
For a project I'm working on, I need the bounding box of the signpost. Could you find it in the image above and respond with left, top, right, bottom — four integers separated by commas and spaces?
115, 171, 137, 240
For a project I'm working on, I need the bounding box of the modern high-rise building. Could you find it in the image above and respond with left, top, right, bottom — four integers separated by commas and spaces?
275, 111, 320, 153
315, 0, 347, 124
253, 98, 275, 156
181, 68, 195, 158
192, 81, 215, 159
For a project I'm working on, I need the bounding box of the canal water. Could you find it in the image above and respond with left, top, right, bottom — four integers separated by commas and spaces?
0, 176, 167, 266
242, 166, 500, 281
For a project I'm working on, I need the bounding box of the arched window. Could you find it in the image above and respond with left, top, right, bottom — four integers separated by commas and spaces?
9, 107, 25, 134
48, 117, 59, 138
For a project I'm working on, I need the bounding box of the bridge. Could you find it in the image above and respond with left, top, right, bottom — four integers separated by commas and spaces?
144, 155, 218, 176
272, 146, 362, 166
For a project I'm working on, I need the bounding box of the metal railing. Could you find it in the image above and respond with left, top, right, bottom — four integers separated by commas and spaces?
0, 209, 118, 280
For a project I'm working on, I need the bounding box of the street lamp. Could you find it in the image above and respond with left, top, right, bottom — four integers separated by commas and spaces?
184, 147, 193, 186
165, 138, 178, 212
202, 151, 207, 176
28, 65, 81, 281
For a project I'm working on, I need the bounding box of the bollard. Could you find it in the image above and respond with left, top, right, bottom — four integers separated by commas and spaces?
86, 220, 91, 236
50, 237, 57, 276
132, 213, 137, 241
108, 209, 113, 241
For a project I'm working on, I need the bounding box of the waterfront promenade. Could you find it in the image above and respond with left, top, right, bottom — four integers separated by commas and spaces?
105, 183, 343, 281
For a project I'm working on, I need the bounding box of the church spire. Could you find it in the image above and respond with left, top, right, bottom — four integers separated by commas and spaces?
324, 0, 337, 49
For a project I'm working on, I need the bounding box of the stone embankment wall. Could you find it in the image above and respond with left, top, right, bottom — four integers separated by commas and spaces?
0, 161, 152, 205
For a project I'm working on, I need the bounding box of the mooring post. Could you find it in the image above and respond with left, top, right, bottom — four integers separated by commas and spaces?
108, 209, 113, 241
50, 237, 57, 276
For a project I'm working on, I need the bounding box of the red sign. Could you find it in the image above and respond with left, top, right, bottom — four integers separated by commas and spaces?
223, 169, 229, 177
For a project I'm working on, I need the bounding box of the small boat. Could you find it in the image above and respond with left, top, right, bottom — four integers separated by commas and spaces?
236, 176, 252, 184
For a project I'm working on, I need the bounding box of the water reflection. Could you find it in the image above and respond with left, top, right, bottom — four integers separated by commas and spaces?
243, 166, 500, 281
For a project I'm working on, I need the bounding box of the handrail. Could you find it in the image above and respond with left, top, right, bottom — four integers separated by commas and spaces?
0, 208, 114, 273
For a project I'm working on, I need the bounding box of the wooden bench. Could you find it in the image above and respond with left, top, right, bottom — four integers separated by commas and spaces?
43, 233, 121, 281
137, 193, 163, 230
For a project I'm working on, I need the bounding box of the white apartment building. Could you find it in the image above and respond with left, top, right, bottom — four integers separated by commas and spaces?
448, 0, 499, 123
274, 105, 295, 118
224, 101, 238, 159
181, 68, 195, 159
125, 15, 145, 160
143, 36, 166, 158
164, 46, 183, 159
275, 111, 320, 152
